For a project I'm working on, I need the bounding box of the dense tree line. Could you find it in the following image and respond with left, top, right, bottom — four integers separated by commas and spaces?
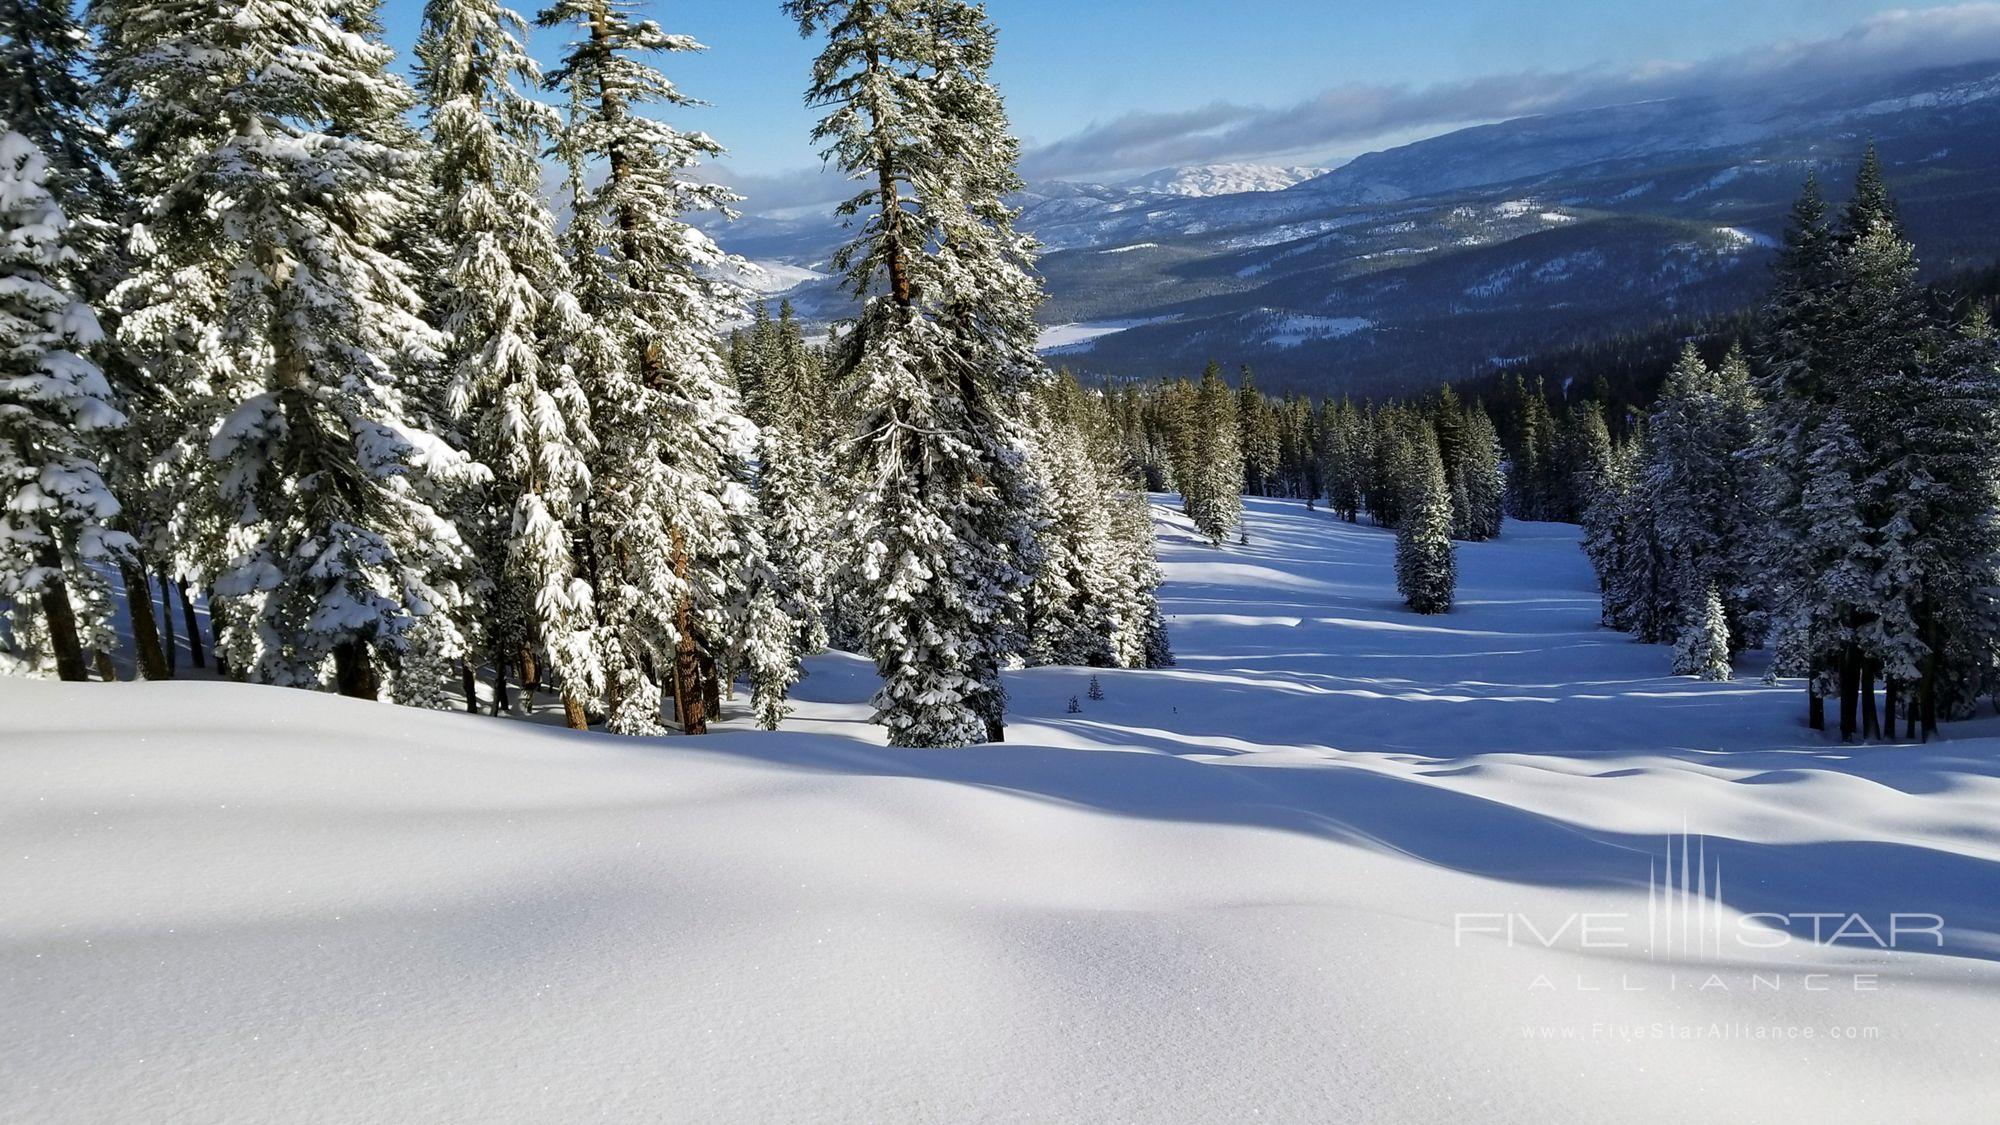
1580, 150, 2000, 739
0, 0, 1170, 748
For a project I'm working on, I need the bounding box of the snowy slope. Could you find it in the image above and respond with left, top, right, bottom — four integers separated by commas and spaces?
5, 499, 2000, 1123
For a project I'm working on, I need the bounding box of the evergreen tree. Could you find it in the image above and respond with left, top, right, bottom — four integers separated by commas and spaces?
540, 0, 764, 735
1643, 346, 1766, 652
1673, 584, 1733, 682
97, 0, 481, 700
1458, 402, 1506, 540
1184, 362, 1243, 544
788, 0, 1045, 746
417, 0, 599, 726
0, 130, 128, 682
1317, 398, 1362, 522
1754, 173, 1841, 727
1236, 369, 1279, 496
1396, 431, 1456, 615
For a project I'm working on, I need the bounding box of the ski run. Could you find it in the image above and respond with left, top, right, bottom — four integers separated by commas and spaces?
6, 498, 1999, 1123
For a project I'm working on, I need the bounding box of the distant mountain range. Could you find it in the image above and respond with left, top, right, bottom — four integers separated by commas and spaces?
720, 59, 2000, 396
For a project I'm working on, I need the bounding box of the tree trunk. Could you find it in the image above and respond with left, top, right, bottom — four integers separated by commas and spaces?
35, 547, 90, 683
701, 649, 722, 722
332, 640, 379, 700
490, 658, 511, 718
461, 660, 479, 714
1882, 677, 1899, 743
156, 566, 178, 675
1920, 659, 1941, 743
176, 580, 207, 669
672, 530, 708, 736
1860, 661, 1880, 741
563, 692, 590, 731
1808, 683, 1826, 732
94, 650, 117, 682
519, 643, 541, 710
1838, 645, 1860, 743
121, 559, 168, 681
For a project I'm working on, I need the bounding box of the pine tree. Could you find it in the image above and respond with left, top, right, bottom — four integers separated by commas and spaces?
1458, 402, 1506, 540
1505, 379, 1557, 521
1184, 363, 1242, 544
540, 0, 765, 735
1396, 431, 1456, 615
2, 0, 118, 272
96, 0, 481, 699
1755, 173, 1841, 727
0, 130, 129, 682
1320, 399, 1364, 522
1236, 369, 1279, 496
418, 0, 599, 726
1642, 346, 1766, 653
1673, 584, 1733, 681
788, 0, 1047, 746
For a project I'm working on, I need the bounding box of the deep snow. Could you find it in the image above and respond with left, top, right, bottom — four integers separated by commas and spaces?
5, 498, 1999, 1123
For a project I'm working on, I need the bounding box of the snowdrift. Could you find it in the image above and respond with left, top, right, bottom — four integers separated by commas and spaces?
5, 499, 1999, 1122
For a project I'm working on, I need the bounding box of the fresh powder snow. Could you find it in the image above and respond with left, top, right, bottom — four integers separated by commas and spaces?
5, 498, 1998, 1122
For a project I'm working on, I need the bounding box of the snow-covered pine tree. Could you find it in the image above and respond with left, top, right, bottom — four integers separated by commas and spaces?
95, 0, 482, 700
1825, 181, 1998, 739
417, 0, 600, 726
0, 129, 129, 682
5, 0, 181, 682
787, 0, 1052, 746
1183, 363, 1243, 544
1590, 428, 1674, 642
1754, 172, 1842, 728
1021, 372, 1170, 671
1237, 370, 1279, 496
1158, 375, 1199, 508
1673, 584, 1733, 682
539, 0, 764, 735
1024, 379, 1116, 668
1315, 399, 1356, 521
3, 0, 119, 261
1505, 380, 1558, 521
1396, 430, 1456, 615
1459, 402, 1506, 540
1642, 345, 1767, 653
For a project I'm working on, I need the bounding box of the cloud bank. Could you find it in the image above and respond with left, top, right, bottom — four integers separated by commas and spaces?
734, 4, 2000, 213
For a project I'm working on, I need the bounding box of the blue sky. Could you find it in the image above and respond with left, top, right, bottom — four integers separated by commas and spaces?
377, 1, 2000, 206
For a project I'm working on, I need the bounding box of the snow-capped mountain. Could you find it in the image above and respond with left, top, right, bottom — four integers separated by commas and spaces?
722, 59, 2000, 395
1121, 163, 1331, 198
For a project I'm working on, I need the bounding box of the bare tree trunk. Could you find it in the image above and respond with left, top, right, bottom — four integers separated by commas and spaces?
1838, 645, 1860, 743
672, 531, 708, 735
120, 559, 168, 681
490, 658, 511, 718
332, 640, 379, 700
563, 693, 590, 730
1920, 659, 1940, 743
1861, 661, 1880, 741
1808, 685, 1825, 732
35, 546, 89, 683
94, 650, 117, 682
461, 661, 479, 714
156, 565, 178, 675
701, 648, 721, 722
519, 643, 540, 712
1882, 677, 1899, 743
176, 580, 207, 669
